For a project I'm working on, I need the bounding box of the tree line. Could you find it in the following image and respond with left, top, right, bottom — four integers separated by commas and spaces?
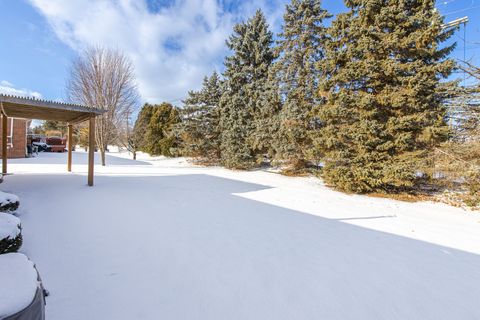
132, 0, 472, 196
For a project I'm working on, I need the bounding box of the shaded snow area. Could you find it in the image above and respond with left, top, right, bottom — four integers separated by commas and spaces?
0, 253, 38, 318
0, 213, 21, 240
5, 151, 480, 320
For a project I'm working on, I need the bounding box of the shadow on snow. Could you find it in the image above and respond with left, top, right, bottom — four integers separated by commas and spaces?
5, 173, 480, 320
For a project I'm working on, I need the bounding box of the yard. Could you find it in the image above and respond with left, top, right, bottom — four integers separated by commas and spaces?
4, 152, 480, 320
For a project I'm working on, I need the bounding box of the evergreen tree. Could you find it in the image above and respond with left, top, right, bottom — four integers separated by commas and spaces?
132, 103, 155, 151
220, 9, 278, 169
316, 0, 455, 193
177, 72, 222, 161
275, 0, 330, 169
43, 120, 67, 137
144, 102, 180, 157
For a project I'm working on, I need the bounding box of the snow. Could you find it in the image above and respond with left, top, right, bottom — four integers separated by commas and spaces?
0, 213, 21, 240
0, 191, 19, 207
0, 253, 38, 318
4, 151, 480, 319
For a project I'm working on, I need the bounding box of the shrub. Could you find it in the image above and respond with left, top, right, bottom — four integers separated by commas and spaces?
464, 171, 480, 208
0, 233, 22, 254
0, 213, 22, 254
0, 191, 20, 213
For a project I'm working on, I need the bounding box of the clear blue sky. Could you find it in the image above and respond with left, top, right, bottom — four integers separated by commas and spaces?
0, 0, 479, 105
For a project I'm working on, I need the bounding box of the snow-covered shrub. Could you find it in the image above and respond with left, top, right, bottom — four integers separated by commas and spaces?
0, 213, 22, 254
0, 253, 43, 319
0, 191, 20, 212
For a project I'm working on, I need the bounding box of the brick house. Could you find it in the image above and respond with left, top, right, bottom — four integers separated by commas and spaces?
0, 118, 29, 158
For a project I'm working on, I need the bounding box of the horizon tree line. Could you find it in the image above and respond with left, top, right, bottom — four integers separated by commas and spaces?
41, 0, 476, 200
146, 0, 463, 195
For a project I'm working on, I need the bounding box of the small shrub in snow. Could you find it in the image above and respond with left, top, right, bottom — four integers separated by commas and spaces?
0, 253, 42, 319
0, 191, 20, 212
0, 213, 22, 254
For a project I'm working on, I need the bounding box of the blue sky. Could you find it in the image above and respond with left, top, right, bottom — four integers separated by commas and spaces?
0, 0, 479, 106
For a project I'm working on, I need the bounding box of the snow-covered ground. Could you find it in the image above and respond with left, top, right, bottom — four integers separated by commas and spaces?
3, 151, 480, 320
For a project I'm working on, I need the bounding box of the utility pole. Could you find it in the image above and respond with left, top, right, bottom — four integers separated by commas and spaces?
442, 16, 469, 86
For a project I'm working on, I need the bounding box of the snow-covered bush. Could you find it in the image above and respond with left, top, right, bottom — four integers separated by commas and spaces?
0, 253, 43, 319
0, 191, 20, 212
0, 213, 22, 254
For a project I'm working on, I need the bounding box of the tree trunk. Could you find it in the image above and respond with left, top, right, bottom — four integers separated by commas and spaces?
100, 148, 106, 166
133, 151, 136, 160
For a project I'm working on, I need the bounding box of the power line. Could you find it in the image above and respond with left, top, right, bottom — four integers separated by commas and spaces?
444, 4, 480, 16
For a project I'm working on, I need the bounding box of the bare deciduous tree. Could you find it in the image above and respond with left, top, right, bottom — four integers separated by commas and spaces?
67, 46, 139, 165
116, 111, 138, 160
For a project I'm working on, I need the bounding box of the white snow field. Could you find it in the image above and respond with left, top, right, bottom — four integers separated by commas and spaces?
3, 151, 480, 320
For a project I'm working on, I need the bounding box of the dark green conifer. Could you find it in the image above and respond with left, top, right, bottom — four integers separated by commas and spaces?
134, 103, 180, 157
220, 9, 278, 169
275, 0, 331, 170
145, 102, 180, 157
132, 103, 155, 151
316, 0, 455, 193
177, 72, 222, 161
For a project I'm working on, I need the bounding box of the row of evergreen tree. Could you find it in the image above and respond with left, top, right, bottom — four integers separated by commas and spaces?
135, 0, 457, 193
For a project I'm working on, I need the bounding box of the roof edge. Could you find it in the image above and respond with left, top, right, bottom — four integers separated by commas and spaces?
0, 94, 105, 115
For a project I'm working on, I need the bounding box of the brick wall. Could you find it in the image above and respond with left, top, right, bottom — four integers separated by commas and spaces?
0, 118, 27, 158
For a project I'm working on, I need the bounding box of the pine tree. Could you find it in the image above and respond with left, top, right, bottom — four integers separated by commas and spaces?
133, 103, 180, 157
275, 0, 330, 170
220, 9, 278, 169
43, 120, 67, 137
177, 72, 222, 161
316, 0, 455, 193
132, 103, 155, 151
249, 69, 282, 163
145, 103, 180, 157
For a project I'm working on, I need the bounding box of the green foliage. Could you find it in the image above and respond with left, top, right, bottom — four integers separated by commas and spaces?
0, 201, 19, 213
0, 223, 22, 254
43, 120, 67, 136
275, 0, 331, 169
0, 235, 22, 254
219, 9, 279, 169
132, 103, 155, 152
315, 0, 455, 193
132, 0, 464, 199
135, 103, 180, 157
176, 72, 222, 161
31, 125, 45, 135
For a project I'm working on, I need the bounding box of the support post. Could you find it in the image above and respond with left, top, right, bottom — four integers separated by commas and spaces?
2, 114, 7, 175
88, 116, 95, 186
67, 124, 73, 172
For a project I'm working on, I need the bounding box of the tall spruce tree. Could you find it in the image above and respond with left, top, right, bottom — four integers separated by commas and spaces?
275, 0, 330, 169
220, 10, 278, 169
177, 72, 222, 161
316, 0, 455, 193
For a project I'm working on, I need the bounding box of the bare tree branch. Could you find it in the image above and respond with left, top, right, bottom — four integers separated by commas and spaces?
67, 46, 140, 165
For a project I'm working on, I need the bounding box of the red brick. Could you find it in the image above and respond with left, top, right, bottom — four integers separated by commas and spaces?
0, 118, 27, 158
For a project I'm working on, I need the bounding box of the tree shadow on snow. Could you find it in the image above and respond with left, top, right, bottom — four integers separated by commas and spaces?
6, 173, 480, 320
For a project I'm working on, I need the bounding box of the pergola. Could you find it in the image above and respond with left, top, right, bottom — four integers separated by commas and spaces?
0, 94, 104, 186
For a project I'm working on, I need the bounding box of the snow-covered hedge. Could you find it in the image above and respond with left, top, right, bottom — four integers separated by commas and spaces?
0, 253, 41, 319
0, 191, 20, 213
0, 213, 22, 254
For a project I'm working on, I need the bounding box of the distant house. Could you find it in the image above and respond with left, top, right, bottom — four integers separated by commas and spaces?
0, 118, 29, 158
